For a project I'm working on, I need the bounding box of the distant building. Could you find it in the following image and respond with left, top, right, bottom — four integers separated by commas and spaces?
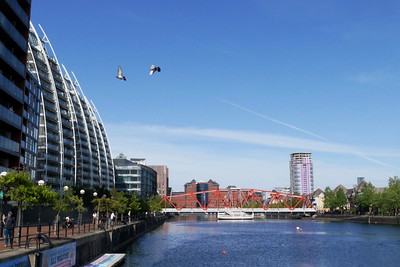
148, 165, 169, 197
113, 154, 157, 197
184, 179, 219, 208
273, 187, 290, 194
290, 152, 314, 195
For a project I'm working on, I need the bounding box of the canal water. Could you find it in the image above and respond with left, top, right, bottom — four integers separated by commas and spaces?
120, 214, 400, 266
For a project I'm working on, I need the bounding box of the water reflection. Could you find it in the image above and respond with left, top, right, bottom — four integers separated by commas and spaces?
121, 215, 400, 267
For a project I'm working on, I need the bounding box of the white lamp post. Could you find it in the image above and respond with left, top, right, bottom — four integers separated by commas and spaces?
78, 189, 85, 226
93, 192, 99, 225
37, 180, 45, 227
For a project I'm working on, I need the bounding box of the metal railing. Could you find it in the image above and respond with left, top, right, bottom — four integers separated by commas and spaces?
0, 216, 133, 251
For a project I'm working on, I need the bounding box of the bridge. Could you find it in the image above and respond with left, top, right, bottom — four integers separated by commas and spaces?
159, 188, 316, 214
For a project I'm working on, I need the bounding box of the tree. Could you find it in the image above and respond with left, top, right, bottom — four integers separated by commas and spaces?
129, 192, 142, 215
323, 187, 335, 211
354, 182, 376, 214
334, 188, 348, 213
110, 188, 129, 221
384, 176, 400, 215
147, 195, 162, 212
0, 171, 57, 226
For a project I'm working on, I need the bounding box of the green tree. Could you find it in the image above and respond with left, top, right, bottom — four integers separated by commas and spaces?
147, 195, 162, 212
323, 187, 335, 211
129, 192, 142, 215
334, 188, 348, 213
385, 176, 400, 215
0, 171, 57, 226
110, 188, 129, 220
354, 182, 376, 214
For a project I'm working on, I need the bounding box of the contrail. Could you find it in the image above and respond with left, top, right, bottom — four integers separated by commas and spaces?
220, 99, 329, 142
220, 99, 397, 169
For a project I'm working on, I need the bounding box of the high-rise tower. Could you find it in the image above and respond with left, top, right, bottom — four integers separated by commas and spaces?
290, 152, 313, 195
27, 23, 114, 191
0, 0, 37, 176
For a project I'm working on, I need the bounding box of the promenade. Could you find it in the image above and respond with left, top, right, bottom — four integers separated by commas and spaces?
0, 214, 167, 266
0, 220, 122, 263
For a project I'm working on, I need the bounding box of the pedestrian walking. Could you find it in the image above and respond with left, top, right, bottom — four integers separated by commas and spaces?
110, 212, 115, 226
3, 211, 14, 248
92, 212, 97, 225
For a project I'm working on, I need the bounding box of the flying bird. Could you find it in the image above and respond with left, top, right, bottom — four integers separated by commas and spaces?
149, 65, 161, 76
116, 66, 126, 81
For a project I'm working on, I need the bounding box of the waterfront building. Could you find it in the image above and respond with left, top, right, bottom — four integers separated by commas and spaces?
113, 154, 157, 197
148, 165, 169, 197
184, 179, 219, 208
290, 152, 314, 195
0, 0, 37, 176
26, 23, 114, 191
273, 187, 290, 194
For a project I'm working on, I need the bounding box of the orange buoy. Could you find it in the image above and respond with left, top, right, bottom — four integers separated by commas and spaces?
222, 250, 226, 254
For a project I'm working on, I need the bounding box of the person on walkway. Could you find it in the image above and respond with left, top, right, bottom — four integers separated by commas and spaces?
110, 212, 115, 226
65, 216, 73, 228
4, 211, 14, 248
92, 212, 97, 225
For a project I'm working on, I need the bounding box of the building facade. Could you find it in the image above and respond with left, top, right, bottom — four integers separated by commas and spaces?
148, 165, 169, 197
113, 154, 157, 197
27, 23, 114, 191
184, 179, 220, 208
290, 152, 313, 195
0, 0, 36, 176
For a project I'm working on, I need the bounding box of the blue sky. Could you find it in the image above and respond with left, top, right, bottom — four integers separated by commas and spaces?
31, 1, 400, 191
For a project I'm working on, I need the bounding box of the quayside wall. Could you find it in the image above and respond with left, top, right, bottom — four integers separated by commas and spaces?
0, 215, 167, 267
75, 215, 166, 266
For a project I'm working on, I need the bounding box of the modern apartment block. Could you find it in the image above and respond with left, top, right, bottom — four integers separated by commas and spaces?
113, 154, 157, 197
0, 0, 37, 176
290, 152, 313, 195
26, 23, 114, 191
184, 179, 220, 208
148, 165, 169, 197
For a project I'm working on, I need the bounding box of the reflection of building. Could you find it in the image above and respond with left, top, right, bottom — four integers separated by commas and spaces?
114, 154, 157, 197
184, 179, 219, 208
290, 152, 313, 195
148, 165, 169, 197
27, 24, 114, 190
0, 1, 39, 177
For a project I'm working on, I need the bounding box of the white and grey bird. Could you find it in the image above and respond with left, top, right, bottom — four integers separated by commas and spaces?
116, 66, 126, 81
149, 65, 161, 76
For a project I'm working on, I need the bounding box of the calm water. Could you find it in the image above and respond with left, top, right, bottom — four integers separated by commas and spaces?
120, 215, 400, 267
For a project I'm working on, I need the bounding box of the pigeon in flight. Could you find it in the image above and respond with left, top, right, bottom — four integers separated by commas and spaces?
149, 65, 161, 76
116, 66, 126, 81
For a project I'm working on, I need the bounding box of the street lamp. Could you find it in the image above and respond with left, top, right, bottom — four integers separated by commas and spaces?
78, 189, 85, 226
55, 185, 69, 229
93, 192, 99, 225
37, 180, 45, 229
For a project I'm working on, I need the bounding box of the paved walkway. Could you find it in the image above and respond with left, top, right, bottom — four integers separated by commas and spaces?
0, 221, 104, 254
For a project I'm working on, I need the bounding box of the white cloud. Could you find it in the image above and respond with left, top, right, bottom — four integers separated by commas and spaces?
106, 122, 399, 191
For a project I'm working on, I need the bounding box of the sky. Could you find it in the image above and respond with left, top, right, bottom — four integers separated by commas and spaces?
30, 1, 400, 192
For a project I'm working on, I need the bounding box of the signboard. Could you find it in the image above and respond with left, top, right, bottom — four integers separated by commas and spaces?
1, 255, 29, 267
41, 242, 76, 267
84, 254, 126, 267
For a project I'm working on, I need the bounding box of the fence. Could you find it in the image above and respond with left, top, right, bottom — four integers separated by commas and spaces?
0, 214, 146, 251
